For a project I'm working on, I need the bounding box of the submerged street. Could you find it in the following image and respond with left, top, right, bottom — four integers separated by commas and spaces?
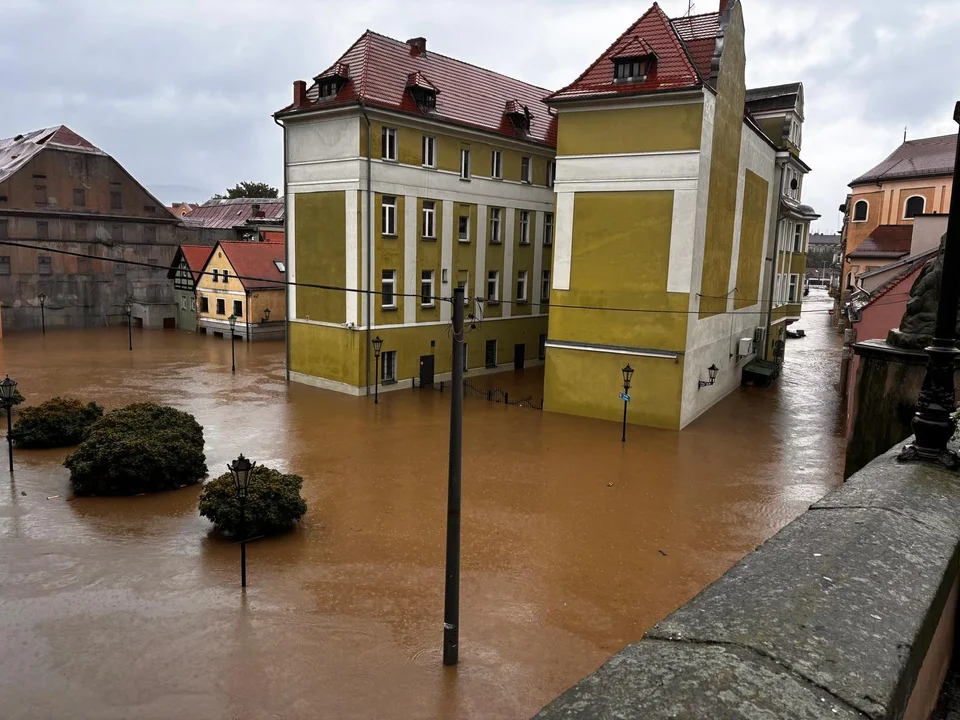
0, 291, 843, 720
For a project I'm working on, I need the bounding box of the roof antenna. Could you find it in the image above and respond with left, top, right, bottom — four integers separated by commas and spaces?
686, 0, 695, 16
904, 126, 908, 143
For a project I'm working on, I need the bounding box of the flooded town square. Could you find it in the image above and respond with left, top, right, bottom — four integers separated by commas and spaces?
0, 291, 844, 720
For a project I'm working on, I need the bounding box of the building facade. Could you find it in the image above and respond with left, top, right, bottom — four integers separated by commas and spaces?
806, 232, 841, 286
0, 126, 193, 331
167, 244, 213, 332
195, 241, 285, 341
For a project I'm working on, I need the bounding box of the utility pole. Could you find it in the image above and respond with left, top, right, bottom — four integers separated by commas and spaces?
443, 286, 464, 665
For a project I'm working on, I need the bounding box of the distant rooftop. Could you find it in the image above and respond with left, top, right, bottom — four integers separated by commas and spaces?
184, 198, 284, 229
851, 133, 956, 186
0, 125, 103, 185
847, 224, 913, 258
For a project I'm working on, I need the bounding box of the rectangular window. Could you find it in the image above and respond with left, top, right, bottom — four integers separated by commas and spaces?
0, 256, 9, 276
144, 225, 157, 243
489, 208, 502, 244
485, 339, 497, 368
233, 300, 243, 317
519, 211, 530, 245
421, 201, 436, 239
516, 270, 528, 302
38, 256, 52, 275
793, 224, 804, 253
212, 269, 219, 283
456, 270, 469, 305
110, 182, 122, 209
486, 270, 500, 302
382, 196, 397, 236
458, 215, 470, 243
381, 269, 397, 308
112, 224, 123, 242
73, 188, 86, 206
547, 160, 556, 188
274, 260, 285, 272
381, 350, 397, 383
421, 269, 435, 307
421, 135, 436, 167
34, 184, 47, 205
491, 150, 502, 179
381, 127, 398, 161
216, 298, 226, 315
538, 333, 547, 360
541, 269, 551, 302
200, 296, 209, 313
788, 274, 800, 303
76, 222, 87, 241
0, 219, 6, 239
460, 148, 471, 180
544, 212, 554, 246
521, 156, 531, 183
222, 269, 229, 283
37, 220, 49, 239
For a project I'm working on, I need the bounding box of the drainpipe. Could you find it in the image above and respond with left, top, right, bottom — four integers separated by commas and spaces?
360, 101, 373, 396
763, 161, 787, 360
274, 114, 291, 381
245, 291, 251, 342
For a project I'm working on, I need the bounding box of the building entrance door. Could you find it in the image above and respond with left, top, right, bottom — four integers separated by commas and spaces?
514, 343, 525, 370
419, 354, 435, 386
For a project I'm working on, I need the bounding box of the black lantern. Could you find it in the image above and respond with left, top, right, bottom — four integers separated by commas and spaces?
228, 314, 237, 330
125, 301, 132, 315
38, 292, 46, 335
262, 308, 271, 323
699, 364, 720, 389
125, 301, 133, 351
228, 315, 238, 371
621, 364, 634, 390
0, 375, 17, 471
372, 335, 383, 358
228, 453, 256, 499
372, 336, 384, 404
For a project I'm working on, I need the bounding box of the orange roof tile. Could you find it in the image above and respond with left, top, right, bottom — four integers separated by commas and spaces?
218, 241, 285, 291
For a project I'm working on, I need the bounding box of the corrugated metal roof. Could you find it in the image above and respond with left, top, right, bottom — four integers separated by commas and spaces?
278, 31, 557, 147
0, 125, 104, 185
851, 133, 957, 185
217, 241, 286, 290
186, 197, 284, 229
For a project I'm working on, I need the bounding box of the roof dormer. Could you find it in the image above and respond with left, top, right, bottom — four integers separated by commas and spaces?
315, 63, 350, 101
612, 37, 657, 84
406, 71, 439, 111
504, 100, 533, 134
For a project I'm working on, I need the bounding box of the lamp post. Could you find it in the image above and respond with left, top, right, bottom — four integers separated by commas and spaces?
372, 335, 383, 404
0, 375, 17, 472
125, 301, 132, 351
228, 314, 237, 372
621, 364, 634, 443
228, 454, 256, 588
899, 101, 960, 469
38, 293, 46, 335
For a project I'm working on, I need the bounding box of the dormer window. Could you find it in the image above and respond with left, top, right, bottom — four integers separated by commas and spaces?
505, 100, 532, 134
315, 63, 350, 102
611, 37, 657, 84
407, 72, 439, 112
411, 87, 436, 110
319, 81, 340, 100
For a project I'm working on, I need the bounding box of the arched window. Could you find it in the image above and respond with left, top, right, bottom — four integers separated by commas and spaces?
904, 195, 925, 219
846, 270, 854, 288
853, 200, 868, 222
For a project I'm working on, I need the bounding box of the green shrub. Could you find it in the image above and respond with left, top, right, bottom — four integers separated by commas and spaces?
64, 403, 207, 496
199, 465, 307, 537
9, 388, 24, 407
11, 397, 103, 448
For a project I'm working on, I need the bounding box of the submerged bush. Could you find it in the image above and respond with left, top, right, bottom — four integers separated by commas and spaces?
64, 403, 207, 496
11, 397, 103, 448
198, 465, 307, 537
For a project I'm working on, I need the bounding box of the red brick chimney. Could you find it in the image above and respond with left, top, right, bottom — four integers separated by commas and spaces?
293, 80, 307, 107
719, 0, 731, 15
407, 37, 427, 56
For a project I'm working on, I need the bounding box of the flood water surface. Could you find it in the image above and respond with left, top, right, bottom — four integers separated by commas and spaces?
0, 292, 843, 719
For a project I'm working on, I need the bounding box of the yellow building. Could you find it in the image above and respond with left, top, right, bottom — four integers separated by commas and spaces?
275, 34, 556, 393
196, 240, 286, 341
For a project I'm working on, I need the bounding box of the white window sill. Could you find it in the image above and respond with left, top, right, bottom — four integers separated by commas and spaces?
519, 241, 530, 246
422, 164, 436, 170
489, 240, 502, 245
381, 305, 398, 311
486, 300, 500, 306
459, 177, 471, 182
421, 303, 435, 309
382, 157, 398, 163
516, 299, 529, 305
421, 236, 436, 242
381, 378, 397, 386
458, 239, 470, 244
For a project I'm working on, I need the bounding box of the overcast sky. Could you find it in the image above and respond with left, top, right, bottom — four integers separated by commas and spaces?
3, 0, 958, 233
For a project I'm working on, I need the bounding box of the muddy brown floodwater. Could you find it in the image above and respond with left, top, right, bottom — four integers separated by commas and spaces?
0, 290, 843, 720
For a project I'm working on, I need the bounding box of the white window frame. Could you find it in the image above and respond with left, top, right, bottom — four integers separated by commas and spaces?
487, 270, 500, 303
460, 148, 471, 180
793, 223, 804, 253
489, 208, 502, 244
422, 135, 436, 168
521, 156, 531, 184
491, 150, 502, 179
420, 269, 435, 307
381, 350, 397, 383
903, 195, 926, 220
541, 269, 551, 302
382, 196, 397, 237
222, 269, 229, 283
458, 214, 470, 243
211, 269, 219, 283
543, 212, 554, 246
547, 160, 556, 188
382, 127, 398, 162
456, 271, 469, 306
519, 210, 530, 245
853, 199, 869, 223
788, 273, 800, 303
516, 270, 528, 302
421, 201, 436, 239
381, 269, 397, 309
274, 260, 285, 272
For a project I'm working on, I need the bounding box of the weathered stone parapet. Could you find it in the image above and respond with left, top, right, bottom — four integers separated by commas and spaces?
534, 444, 960, 719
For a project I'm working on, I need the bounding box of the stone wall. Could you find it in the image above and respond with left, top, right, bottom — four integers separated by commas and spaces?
534, 442, 960, 719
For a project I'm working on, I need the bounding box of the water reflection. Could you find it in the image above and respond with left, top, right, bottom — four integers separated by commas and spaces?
0, 300, 844, 720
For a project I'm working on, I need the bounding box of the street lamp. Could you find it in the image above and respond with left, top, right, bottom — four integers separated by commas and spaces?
372, 335, 383, 404
38, 293, 46, 335
0, 375, 17, 472
621, 363, 634, 443
125, 301, 132, 351
228, 314, 237, 372
698, 364, 720, 389
228, 454, 256, 588
262, 308, 271, 323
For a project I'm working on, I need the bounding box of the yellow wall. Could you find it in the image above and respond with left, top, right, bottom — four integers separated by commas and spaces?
249, 290, 285, 323
197, 246, 244, 321
698, 4, 746, 319
556, 104, 703, 156
544, 349, 684, 430
734, 170, 769, 310
295, 192, 346, 323
374, 193, 405, 325
290, 322, 362, 385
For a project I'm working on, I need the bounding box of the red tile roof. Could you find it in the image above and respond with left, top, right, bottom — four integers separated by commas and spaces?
847, 225, 914, 258
260, 231, 284, 243
851, 133, 957, 185
185, 198, 284, 229
277, 31, 557, 147
671, 12, 720, 80
218, 241, 286, 291
181, 245, 214, 283
546, 4, 702, 103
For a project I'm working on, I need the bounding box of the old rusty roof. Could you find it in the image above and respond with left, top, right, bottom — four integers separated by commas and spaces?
217, 241, 286, 291
0, 125, 104, 185
278, 30, 557, 148
185, 198, 284, 229
847, 224, 914, 258
852, 133, 957, 185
